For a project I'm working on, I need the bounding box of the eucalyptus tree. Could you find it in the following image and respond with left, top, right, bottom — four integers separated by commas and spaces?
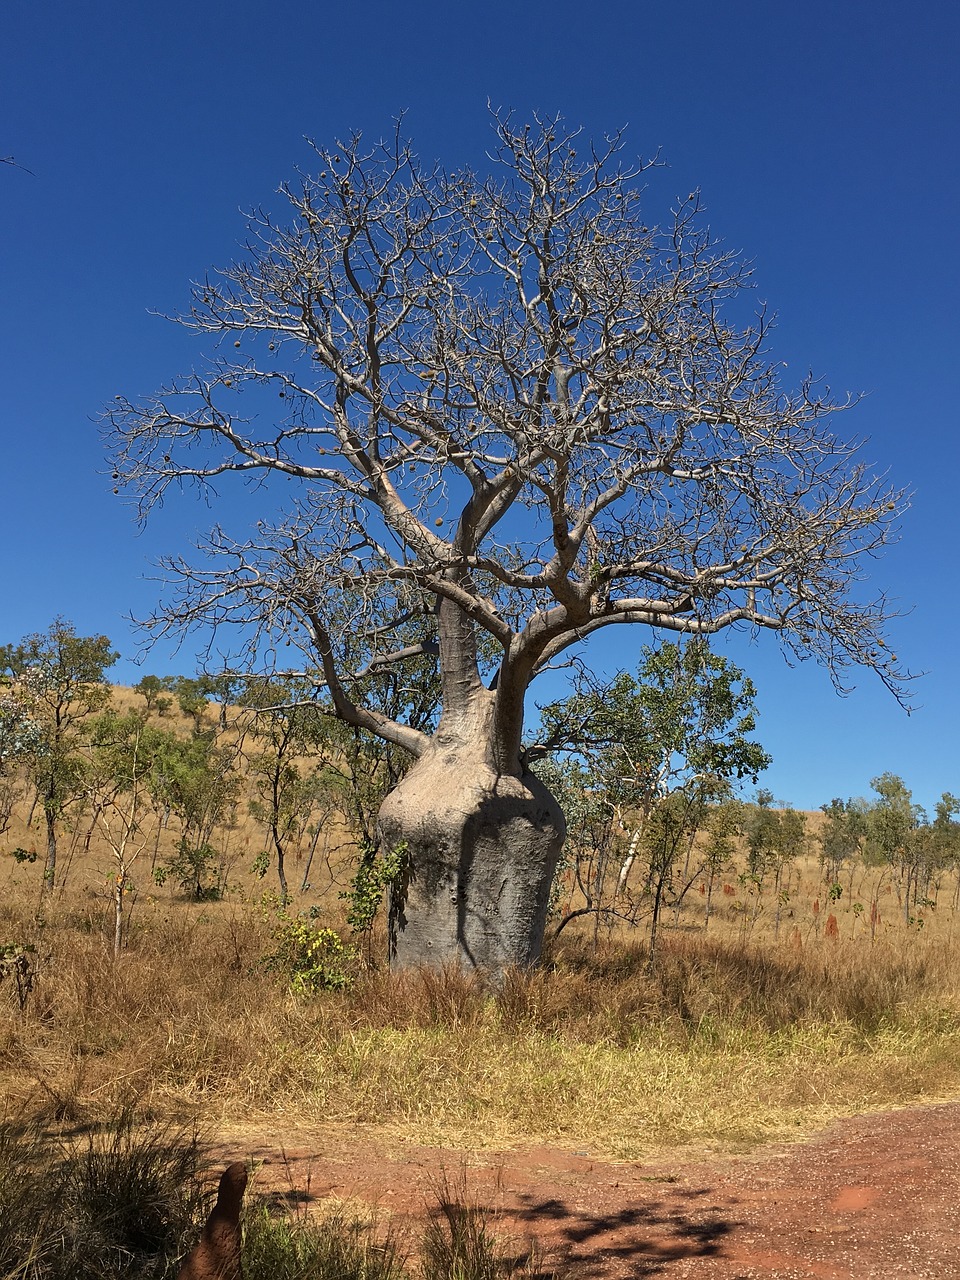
106, 115, 908, 973
926, 794, 960, 911
863, 774, 956, 921
744, 791, 808, 932
818, 797, 866, 887
150, 731, 241, 900
172, 677, 210, 733
0, 686, 43, 835
701, 798, 744, 929
864, 773, 925, 922
534, 755, 620, 947
0, 620, 117, 893
242, 678, 331, 904
86, 709, 175, 954
534, 640, 769, 956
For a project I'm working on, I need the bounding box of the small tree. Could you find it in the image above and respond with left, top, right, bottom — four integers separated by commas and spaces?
742, 791, 807, 933
533, 639, 769, 957
701, 798, 744, 929
243, 679, 329, 904
150, 731, 241, 899
172, 677, 210, 734
86, 709, 174, 955
926, 794, 960, 912
641, 780, 731, 958
200, 671, 249, 733
771, 806, 807, 935
535, 755, 621, 947
132, 674, 175, 716
819, 797, 866, 887
0, 620, 117, 894
745, 789, 778, 875
107, 115, 908, 973
865, 783, 958, 921
0, 685, 43, 835
865, 773, 926, 923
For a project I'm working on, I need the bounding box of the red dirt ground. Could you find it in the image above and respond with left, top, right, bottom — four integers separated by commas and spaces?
217, 1101, 960, 1278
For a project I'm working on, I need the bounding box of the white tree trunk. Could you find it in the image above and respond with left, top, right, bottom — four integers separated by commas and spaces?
616, 825, 644, 897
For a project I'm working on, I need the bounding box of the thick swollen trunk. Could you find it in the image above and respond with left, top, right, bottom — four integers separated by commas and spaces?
378, 743, 565, 973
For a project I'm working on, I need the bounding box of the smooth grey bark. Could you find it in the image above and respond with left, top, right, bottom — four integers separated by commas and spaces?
377, 609, 566, 970
378, 743, 565, 972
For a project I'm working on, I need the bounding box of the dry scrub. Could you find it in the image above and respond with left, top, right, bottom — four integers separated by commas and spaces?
2, 894, 960, 1159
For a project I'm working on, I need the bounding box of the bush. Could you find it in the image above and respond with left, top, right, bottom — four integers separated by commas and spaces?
153, 841, 226, 902
264, 913, 357, 993
243, 1205, 407, 1280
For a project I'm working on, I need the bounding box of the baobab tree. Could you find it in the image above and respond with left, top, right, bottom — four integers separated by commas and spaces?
106, 115, 907, 974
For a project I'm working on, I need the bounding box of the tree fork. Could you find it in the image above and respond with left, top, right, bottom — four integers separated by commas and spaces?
105, 114, 910, 976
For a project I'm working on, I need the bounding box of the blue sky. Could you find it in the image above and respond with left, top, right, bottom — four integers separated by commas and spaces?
2, 1, 957, 813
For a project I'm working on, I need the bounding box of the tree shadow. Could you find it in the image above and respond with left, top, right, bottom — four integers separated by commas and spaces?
460, 1185, 738, 1277
242, 1148, 740, 1277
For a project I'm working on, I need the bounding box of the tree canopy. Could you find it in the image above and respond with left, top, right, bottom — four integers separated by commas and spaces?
104, 114, 909, 970
107, 114, 908, 760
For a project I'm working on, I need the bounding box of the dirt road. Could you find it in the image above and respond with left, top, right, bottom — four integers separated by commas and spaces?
219, 1101, 960, 1278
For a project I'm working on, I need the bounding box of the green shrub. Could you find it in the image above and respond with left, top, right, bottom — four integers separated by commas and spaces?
343, 842, 410, 936
264, 913, 357, 993
243, 1205, 407, 1280
153, 841, 226, 902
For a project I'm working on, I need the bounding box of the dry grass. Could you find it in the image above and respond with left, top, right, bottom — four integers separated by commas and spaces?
0, 1110, 556, 1279
3, 695, 960, 1161
2, 889, 960, 1160
0, 684, 356, 913
0, 1109, 209, 1280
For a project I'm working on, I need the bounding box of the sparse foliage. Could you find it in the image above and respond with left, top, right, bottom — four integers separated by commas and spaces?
149, 731, 241, 899
243, 678, 331, 904
105, 114, 909, 972
0, 687, 43, 835
819, 797, 866, 885
85, 709, 182, 954
862, 775, 960, 923
534, 640, 769, 957
0, 620, 118, 894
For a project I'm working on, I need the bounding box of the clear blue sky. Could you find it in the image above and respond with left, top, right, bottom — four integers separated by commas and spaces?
2, 1, 957, 813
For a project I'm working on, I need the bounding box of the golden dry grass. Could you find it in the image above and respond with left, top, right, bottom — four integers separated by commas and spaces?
2, 890, 960, 1159
2, 685, 960, 1160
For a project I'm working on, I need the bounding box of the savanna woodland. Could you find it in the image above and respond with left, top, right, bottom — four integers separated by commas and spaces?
104, 116, 906, 974
4, 117, 957, 1280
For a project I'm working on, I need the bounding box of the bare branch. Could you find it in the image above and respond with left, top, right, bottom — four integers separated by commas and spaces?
105, 113, 912, 770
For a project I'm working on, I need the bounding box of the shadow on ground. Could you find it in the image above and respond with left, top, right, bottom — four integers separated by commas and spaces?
464, 1186, 737, 1277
